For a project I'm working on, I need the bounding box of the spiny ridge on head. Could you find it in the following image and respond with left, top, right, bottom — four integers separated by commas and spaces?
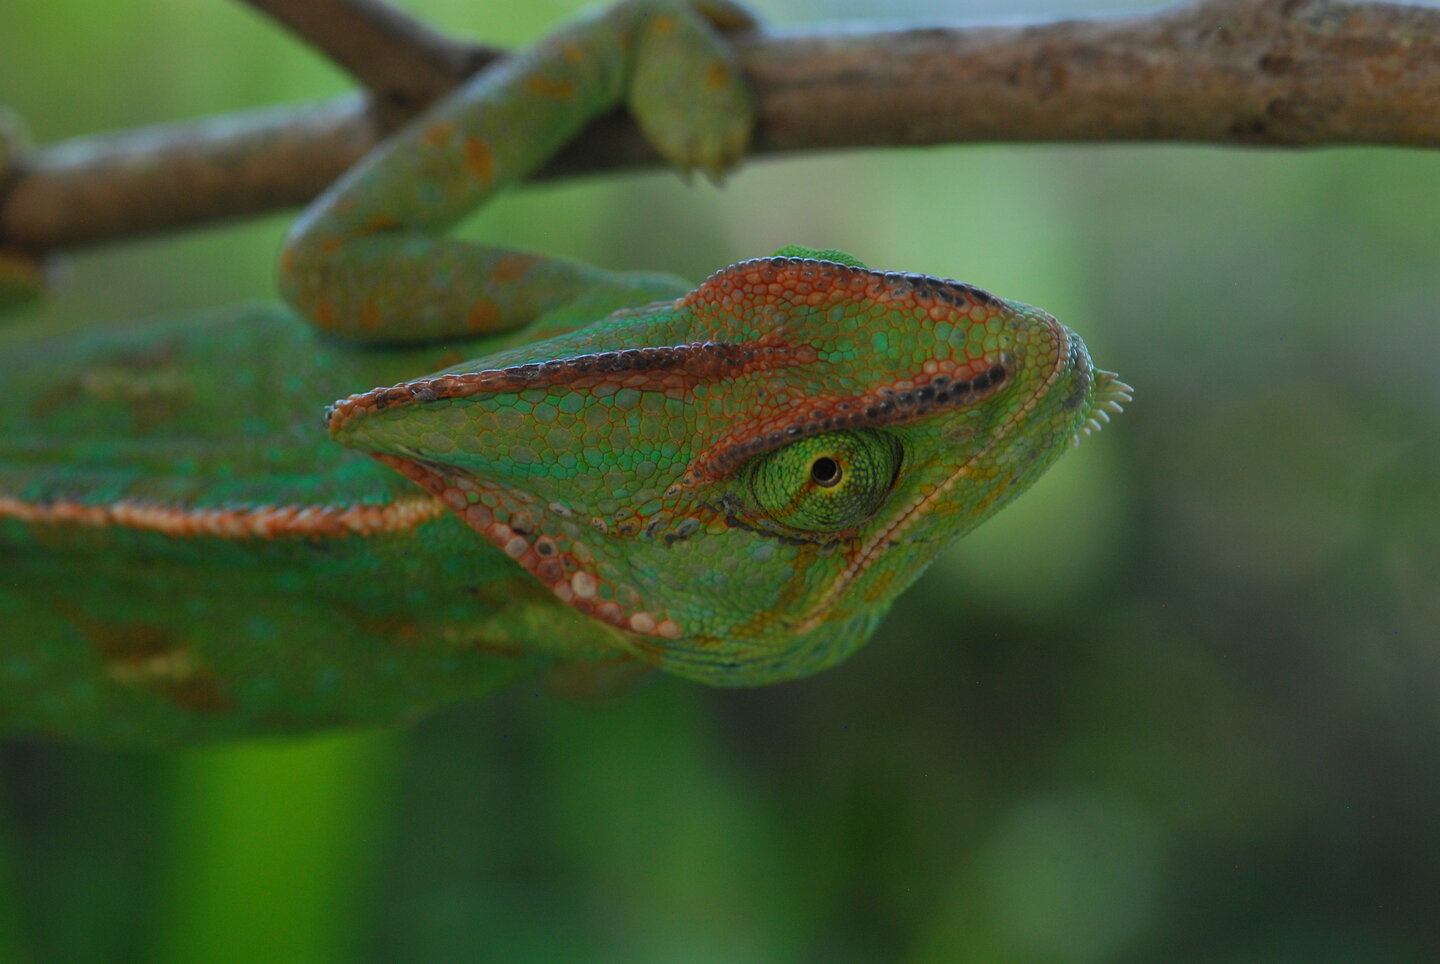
324, 341, 806, 435
695, 255, 1002, 312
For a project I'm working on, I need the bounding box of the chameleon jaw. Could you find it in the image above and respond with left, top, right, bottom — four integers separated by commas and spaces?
370, 452, 687, 644
790, 315, 1079, 635
788, 406, 1019, 636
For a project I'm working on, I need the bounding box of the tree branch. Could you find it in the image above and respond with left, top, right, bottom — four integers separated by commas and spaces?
238, 0, 490, 119
3, 0, 1438, 253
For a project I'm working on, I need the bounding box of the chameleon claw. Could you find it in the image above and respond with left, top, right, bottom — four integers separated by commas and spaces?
627, 0, 754, 187
702, 151, 741, 185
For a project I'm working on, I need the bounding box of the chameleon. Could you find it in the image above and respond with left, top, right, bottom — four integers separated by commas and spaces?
0, 0, 1129, 745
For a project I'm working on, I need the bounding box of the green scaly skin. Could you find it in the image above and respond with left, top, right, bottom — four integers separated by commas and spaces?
0, 0, 1128, 745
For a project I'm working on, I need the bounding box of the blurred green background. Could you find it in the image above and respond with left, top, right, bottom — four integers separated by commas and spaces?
3, 0, 1439, 960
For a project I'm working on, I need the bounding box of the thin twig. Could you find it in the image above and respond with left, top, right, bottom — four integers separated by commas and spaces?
239, 0, 489, 120
3, 0, 1438, 252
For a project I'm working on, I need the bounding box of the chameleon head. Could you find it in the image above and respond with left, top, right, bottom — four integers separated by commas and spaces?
328, 255, 1130, 685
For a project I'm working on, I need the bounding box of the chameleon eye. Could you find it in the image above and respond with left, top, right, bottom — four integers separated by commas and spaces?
748, 429, 902, 533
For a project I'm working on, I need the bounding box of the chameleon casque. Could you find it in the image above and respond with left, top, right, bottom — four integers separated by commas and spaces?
0, 0, 1129, 744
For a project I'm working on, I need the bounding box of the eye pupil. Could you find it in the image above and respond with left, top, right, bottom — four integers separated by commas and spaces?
810, 456, 841, 487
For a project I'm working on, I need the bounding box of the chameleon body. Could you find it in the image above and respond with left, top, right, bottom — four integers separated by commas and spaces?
0, 1, 1127, 744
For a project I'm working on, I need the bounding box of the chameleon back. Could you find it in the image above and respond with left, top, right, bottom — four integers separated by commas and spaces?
0, 305, 621, 742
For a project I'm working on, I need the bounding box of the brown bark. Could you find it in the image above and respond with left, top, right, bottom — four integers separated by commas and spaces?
238, 0, 488, 119
2, 0, 1437, 252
